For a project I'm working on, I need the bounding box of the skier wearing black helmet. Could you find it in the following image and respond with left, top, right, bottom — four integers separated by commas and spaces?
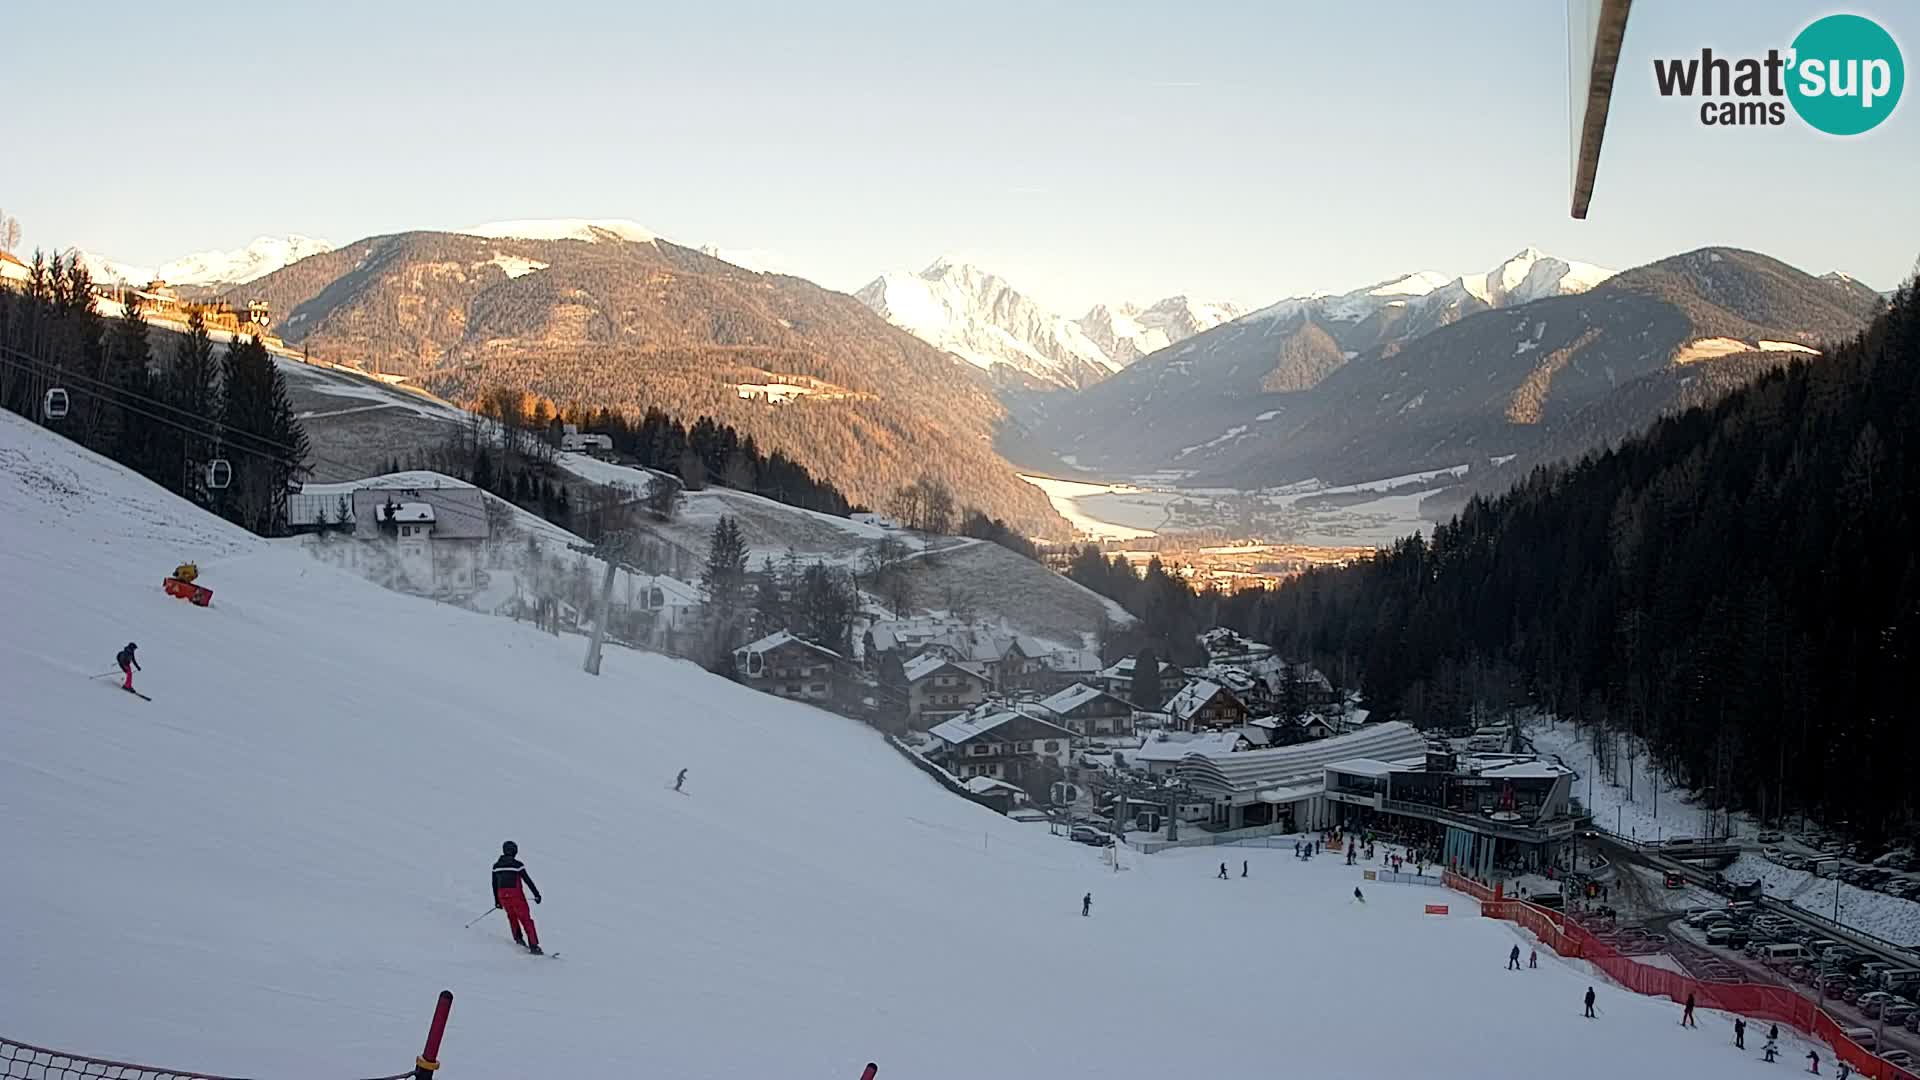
491, 840, 543, 954
116, 642, 140, 692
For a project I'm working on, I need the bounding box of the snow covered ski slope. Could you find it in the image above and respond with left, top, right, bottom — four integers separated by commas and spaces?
0, 411, 1815, 1079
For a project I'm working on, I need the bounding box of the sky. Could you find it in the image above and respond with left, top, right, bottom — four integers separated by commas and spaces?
6, 0, 1916, 311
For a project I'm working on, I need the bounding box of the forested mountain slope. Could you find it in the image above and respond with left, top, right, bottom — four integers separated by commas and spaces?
1231, 278, 1920, 837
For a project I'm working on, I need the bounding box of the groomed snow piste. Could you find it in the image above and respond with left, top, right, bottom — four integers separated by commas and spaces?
0, 411, 1815, 1079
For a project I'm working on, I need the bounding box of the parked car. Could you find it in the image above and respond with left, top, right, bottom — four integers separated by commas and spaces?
1707, 925, 1737, 946
1907, 1008, 1920, 1033
1842, 1025, 1876, 1049
1761, 846, 1784, 862
1820, 973, 1852, 994
1069, 825, 1114, 847
1758, 830, 1785, 843
1881, 1048, 1913, 1068
1880, 998, 1916, 1024
1857, 991, 1892, 1016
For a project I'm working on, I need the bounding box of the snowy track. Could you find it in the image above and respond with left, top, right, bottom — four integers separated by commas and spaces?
0, 411, 1824, 1079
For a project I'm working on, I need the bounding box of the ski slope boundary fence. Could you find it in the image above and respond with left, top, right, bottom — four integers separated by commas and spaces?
1443, 871, 1919, 1080
1, 990, 454, 1080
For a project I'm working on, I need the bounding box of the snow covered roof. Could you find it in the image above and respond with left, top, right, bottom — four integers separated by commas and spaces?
1175, 722, 1427, 799
389, 502, 435, 524
737, 630, 841, 660
1041, 648, 1102, 674
1038, 682, 1123, 715
1476, 759, 1574, 781
1099, 656, 1174, 679
929, 710, 1070, 747
962, 776, 1024, 797
350, 485, 491, 540
1129, 730, 1246, 763
1167, 680, 1236, 723
1324, 758, 1398, 778
903, 652, 982, 684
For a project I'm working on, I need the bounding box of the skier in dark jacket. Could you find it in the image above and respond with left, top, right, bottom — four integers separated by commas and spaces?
1682, 992, 1696, 1027
1082, 893, 1092, 917
1733, 1017, 1746, 1048
1509, 944, 1522, 970
674, 768, 688, 792
492, 840, 543, 954
1584, 987, 1596, 1017
117, 642, 140, 691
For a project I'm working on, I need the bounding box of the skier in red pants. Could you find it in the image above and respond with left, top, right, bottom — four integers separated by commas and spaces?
492, 840, 543, 954
117, 642, 140, 691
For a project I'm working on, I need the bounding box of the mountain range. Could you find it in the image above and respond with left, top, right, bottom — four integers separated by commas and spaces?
214, 222, 1065, 535
1035, 247, 1885, 489
77, 235, 332, 291
855, 258, 1243, 390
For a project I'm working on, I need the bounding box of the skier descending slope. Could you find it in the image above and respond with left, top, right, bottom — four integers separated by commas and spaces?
117, 642, 141, 692
492, 841, 544, 954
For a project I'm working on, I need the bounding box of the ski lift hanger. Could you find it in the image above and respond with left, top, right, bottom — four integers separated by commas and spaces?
43, 387, 69, 420
206, 458, 232, 490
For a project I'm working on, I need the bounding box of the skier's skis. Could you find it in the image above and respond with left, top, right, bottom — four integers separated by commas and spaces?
118, 685, 152, 701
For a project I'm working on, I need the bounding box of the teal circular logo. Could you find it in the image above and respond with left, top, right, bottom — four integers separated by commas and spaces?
1787, 14, 1904, 135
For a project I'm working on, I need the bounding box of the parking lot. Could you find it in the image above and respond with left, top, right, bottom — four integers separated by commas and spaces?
1580, 850, 1920, 1068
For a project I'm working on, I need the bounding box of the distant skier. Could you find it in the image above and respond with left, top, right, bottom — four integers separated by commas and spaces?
1508, 944, 1522, 970
1584, 987, 1596, 1018
1528, 948, 1537, 969
1682, 992, 1696, 1027
116, 642, 140, 692
491, 840, 544, 954
1241, 860, 1249, 878
1733, 1017, 1746, 1049
1807, 1049, 1820, 1074
1837, 1060, 1852, 1079
1218, 862, 1230, 880
1763, 1041, 1778, 1063
1082, 893, 1092, 917
1769, 1024, 1779, 1044
674, 768, 687, 793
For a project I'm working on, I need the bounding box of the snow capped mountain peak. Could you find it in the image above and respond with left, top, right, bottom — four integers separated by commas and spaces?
460, 219, 656, 245
72, 234, 332, 289
856, 259, 1240, 388
1252, 251, 1614, 330
159, 235, 332, 287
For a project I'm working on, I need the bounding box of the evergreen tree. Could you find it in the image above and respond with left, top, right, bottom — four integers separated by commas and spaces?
799, 561, 857, 654
702, 515, 751, 655
167, 309, 222, 504
1131, 648, 1163, 710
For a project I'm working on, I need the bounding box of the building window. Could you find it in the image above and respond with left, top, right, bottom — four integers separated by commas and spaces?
1016, 741, 1032, 752
809, 684, 826, 694
1043, 741, 1059, 752
970, 744, 990, 756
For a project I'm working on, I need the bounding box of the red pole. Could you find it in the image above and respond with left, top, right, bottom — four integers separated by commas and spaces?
414, 990, 454, 1079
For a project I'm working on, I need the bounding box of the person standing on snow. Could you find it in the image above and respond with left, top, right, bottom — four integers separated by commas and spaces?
1584, 987, 1596, 1018
1508, 944, 1522, 970
1733, 1017, 1746, 1049
1682, 992, 1697, 1027
674, 768, 688, 793
1807, 1049, 1820, 1074
492, 840, 543, 954
1528, 948, 1538, 969
1218, 862, 1230, 880
116, 642, 140, 692
1241, 860, 1249, 878
1082, 893, 1092, 917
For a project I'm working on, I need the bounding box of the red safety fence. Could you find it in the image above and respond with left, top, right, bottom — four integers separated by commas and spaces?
1442, 871, 1918, 1080
2, 990, 453, 1080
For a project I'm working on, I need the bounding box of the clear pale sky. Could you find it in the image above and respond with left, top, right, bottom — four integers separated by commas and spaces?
8, 0, 1915, 310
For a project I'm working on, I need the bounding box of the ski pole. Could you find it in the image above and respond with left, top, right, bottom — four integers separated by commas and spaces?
464, 908, 497, 929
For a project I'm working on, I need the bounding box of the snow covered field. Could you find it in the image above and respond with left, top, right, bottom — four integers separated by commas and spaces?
0, 412, 1817, 1079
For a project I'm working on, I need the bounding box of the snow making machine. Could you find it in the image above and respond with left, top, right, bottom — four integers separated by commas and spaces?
163, 562, 213, 607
